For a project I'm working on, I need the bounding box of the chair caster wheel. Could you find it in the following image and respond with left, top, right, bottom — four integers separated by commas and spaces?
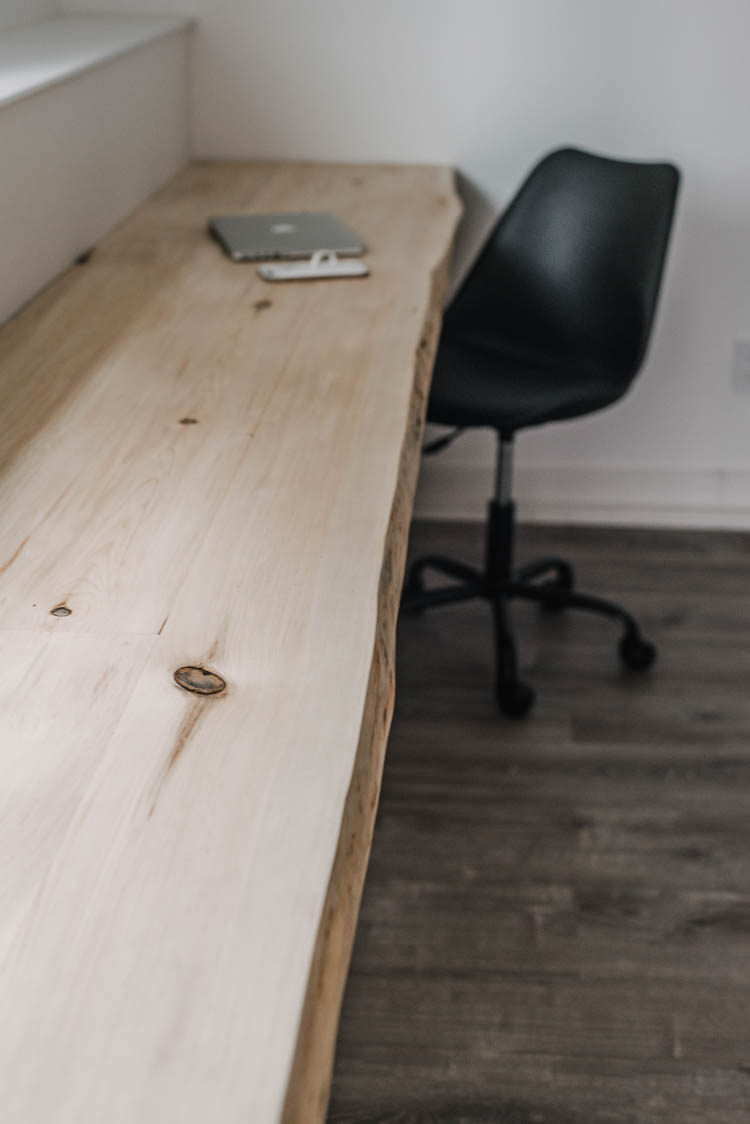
496, 678, 536, 718
538, 567, 574, 612
619, 631, 657, 671
539, 580, 572, 612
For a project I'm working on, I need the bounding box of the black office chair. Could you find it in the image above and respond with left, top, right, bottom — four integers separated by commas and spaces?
401, 147, 681, 717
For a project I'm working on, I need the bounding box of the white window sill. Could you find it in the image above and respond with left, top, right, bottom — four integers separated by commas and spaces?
0, 13, 193, 111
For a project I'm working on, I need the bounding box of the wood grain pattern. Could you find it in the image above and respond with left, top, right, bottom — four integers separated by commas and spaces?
0, 631, 154, 960
0, 162, 460, 1123
282, 225, 453, 1124
328, 521, 750, 1124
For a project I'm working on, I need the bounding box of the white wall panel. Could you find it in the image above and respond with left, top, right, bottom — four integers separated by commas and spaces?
0, 28, 190, 324
0, 0, 57, 33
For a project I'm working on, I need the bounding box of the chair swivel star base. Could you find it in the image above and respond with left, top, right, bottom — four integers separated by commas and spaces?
401, 434, 656, 719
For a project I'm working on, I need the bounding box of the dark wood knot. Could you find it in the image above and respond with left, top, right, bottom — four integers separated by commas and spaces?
173, 666, 227, 695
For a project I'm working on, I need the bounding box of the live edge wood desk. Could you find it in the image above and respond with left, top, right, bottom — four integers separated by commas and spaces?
0, 163, 460, 1122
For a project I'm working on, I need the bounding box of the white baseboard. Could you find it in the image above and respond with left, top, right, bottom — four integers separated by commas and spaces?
414, 462, 750, 530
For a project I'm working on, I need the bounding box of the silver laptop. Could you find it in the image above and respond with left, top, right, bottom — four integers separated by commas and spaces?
209, 211, 366, 261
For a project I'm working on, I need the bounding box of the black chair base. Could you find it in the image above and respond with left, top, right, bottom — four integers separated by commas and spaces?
401, 498, 656, 718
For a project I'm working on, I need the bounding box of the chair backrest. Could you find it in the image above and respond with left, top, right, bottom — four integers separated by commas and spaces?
444, 148, 680, 385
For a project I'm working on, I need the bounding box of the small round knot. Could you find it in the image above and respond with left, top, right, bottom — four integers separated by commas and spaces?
173, 666, 227, 695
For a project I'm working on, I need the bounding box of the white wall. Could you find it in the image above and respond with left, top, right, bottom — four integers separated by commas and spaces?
0, 0, 57, 32
59, 0, 750, 525
0, 28, 190, 324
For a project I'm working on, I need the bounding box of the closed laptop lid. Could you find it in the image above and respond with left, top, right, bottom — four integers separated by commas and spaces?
208, 212, 366, 261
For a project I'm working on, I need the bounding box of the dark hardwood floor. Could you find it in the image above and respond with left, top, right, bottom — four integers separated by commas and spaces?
327, 520, 750, 1124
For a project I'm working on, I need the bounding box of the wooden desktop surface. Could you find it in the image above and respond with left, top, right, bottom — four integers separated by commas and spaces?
0, 162, 460, 1122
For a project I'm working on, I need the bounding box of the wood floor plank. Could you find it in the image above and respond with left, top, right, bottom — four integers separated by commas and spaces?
328, 520, 750, 1124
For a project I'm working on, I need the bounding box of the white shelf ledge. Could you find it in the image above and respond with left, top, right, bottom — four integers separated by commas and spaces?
0, 13, 193, 111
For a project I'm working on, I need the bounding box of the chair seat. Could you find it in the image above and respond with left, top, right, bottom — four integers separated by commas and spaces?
427, 337, 628, 433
